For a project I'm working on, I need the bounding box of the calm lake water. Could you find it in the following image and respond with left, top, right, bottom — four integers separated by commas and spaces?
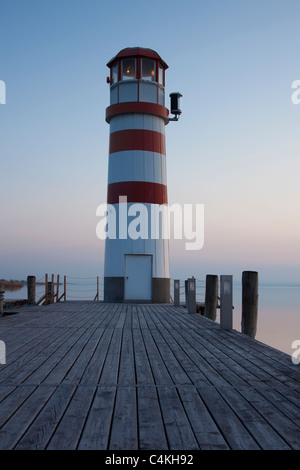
3, 282, 299, 356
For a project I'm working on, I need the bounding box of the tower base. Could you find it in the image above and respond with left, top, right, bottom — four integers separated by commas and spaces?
104, 277, 170, 303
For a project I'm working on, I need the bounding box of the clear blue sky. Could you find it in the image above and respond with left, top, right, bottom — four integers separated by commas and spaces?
1, 0, 300, 284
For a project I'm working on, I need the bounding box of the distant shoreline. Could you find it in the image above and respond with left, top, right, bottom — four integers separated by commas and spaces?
0, 280, 25, 289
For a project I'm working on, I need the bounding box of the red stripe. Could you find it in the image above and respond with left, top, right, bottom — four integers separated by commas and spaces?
107, 181, 168, 205
106, 102, 169, 124
109, 129, 165, 155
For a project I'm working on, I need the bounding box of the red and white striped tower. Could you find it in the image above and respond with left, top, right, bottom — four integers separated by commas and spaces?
104, 47, 181, 303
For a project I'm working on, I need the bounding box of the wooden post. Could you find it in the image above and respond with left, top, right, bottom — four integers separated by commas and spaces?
27, 276, 36, 304
174, 280, 180, 306
220, 275, 233, 330
242, 271, 258, 339
187, 277, 196, 314
51, 274, 54, 303
45, 274, 48, 305
0, 290, 4, 317
56, 275, 60, 302
204, 275, 218, 321
47, 282, 54, 304
64, 275, 66, 301
96, 276, 99, 301
185, 280, 188, 310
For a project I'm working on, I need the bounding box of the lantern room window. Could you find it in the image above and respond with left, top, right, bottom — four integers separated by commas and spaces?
111, 63, 118, 84
158, 63, 164, 86
142, 59, 156, 82
121, 58, 136, 80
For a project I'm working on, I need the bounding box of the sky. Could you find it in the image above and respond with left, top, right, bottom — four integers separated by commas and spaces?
1, 0, 300, 285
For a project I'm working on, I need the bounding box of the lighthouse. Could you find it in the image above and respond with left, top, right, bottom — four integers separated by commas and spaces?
104, 47, 181, 303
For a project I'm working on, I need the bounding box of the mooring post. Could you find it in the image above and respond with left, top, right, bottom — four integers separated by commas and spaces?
174, 280, 180, 306
45, 274, 48, 305
47, 282, 54, 304
242, 271, 258, 339
204, 274, 218, 321
56, 274, 60, 302
185, 280, 188, 310
64, 275, 66, 301
51, 274, 55, 303
0, 291, 4, 317
187, 277, 196, 314
220, 275, 233, 330
27, 276, 36, 304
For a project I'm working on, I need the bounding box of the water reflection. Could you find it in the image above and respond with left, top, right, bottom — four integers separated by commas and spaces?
231, 285, 300, 356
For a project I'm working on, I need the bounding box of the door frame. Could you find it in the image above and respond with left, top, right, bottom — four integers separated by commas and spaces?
124, 254, 153, 302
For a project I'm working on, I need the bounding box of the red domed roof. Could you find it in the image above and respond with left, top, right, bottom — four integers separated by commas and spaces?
107, 47, 168, 69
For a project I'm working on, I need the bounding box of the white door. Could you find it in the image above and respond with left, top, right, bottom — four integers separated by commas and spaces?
124, 255, 152, 301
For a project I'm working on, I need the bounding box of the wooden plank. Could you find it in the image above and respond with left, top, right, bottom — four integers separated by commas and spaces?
0, 385, 36, 428
141, 328, 173, 385
109, 386, 138, 450
256, 381, 300, 415
173, 322, 249, 387
78, 386, 116, 450
0, 302, 299, 451
124, 306, 132, 329
118, 328, 135, 385
218, 385, 291, 449
152, 313, 212, 386
237, 384, 300, 449
137, 385, 168, 450
46, 385, 96, 450
132, 328, 155, 385
80, 328, 114, 385
0, 385, 57, 450
199, 329, 269, 385
62, 328, 105, 384
136, 305, 148, 329
0, 327, 55, 366
140, 304, 158, 329
157, 316, 241, 387
99, 328, 122, 385
157, 386, 199, 450
204, 328, 300, 386
42, 328, 97, 384
131, 305, 140, 329
0, 328, 68, 384
14, 384, 76, 450
0, 385, 17, 403
150, 328, 192, 385
197, 385, 260, 450
21, 328, 86, 385
177, 386, 229, 450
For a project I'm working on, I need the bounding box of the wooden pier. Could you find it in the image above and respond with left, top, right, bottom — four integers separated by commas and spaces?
0, 301, 299, 450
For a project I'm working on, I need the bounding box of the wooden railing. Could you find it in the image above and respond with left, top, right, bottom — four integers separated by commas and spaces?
36, 274, 102, 305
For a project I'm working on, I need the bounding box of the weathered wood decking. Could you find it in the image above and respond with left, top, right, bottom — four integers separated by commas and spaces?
0, 301, 299, 450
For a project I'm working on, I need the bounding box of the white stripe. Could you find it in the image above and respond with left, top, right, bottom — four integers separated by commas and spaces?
104, 203, 169, 278
110, 113, 165, 134
107, 150, 167, 185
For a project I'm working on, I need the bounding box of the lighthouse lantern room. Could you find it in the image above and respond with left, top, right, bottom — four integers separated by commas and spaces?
104, 47, 181, 303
